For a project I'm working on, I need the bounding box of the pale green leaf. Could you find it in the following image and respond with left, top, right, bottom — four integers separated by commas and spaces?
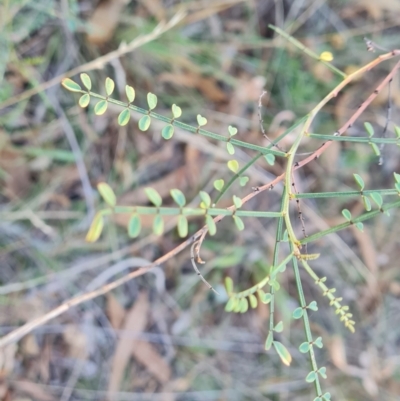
85, 213, 104, 242
308, 300, 318, 311
128, 214, 141, 238
97, 182, 116, 207
239, 297, 248, 313
265, 331, 273, 351
225, 297, 237, 312
126, 85, 135, 103
138, 115, 151, 131
225, 276, 233, 293
145, 187, 162, 207
205, 215, 216, 236
370, 142, 380, 156
170, 189, 186, 207
79, 94, 90, 108
299, 342, 310, 353
161, 125, 174, 139
239, 176, 249, 186
306, 371, 317, 383
118, 109, 130, 126
177, 215, 188, 237
153, 215, 164, 235
265, 154, 275, 166
199, 191, 211, 208
292, 307, 304, 319
353, 173, 365, 190
364, 122, 374, 137
233, 195, 242, 209
172, 104, 182, 118
94, 100, 108, 115
362, 195, 371, 211
273, 341, 292, 366
370, 192, 383, 208
233, 215, 244, 231
197, 114, 207, 126
228, 125, 237, 136
61, 78, 81, 92
80, 73, 91, 90
249, 294, 258, 309
274, 321, 283, 333
342, 209, 352, 221
226, 142, 235, 155
105, 77, 115, 96
147, 92, 157, 110
214, 179, 224, 191
227, 160, 239, 173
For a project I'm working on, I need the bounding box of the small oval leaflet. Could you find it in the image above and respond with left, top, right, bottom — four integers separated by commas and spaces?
105, 77, 115, 96
79, 94, 90, 108
233, 215, 244, 231
227, 159, 239, 173
214, 179, 224, 191
370, 192, 383, 208
224, 276, 234, 294
240, 297, 248, 313
177, 215, 188, 237
172, 104, 182, 118
147, 92, 157, 110
162, 125, 174, 140
128, 214, 141, 238
197, 114, 207, 126
370, 142, 380, 156
341, 209, 352, 221
362, 196, 371, 211
233, 195, 242, 209
145, 187, 162, 207
318, 366, 327, 379
85, 213, 104, 243
97, 182, 116, 207
306, 371, 317, 383
292, 307, 304, 319
80, 73, 91, 90
205, 215, 216, 236
314, 337, 323, 348
126, 85, 135, 103
138, 115, 151, 131
226, 142, 235, 155
274, 321, 283, 332
228, 125, 237, 136
355, 221, 364, 232
364, 122, 374, 137
170, 188, 186, 207
94, 100, 108, 115
199, 191, 211, 208
319, 51, 334, 62
273, 341, 292, 366
153, 215, 164, 235
265, 154, 275, 166
299, 342, 311, 353
118, 109, 131, 126
308, 300, 318, 311
353, 173, 365, 190
224, 297, 237, 312
61, 78, 82, 92
265, 331, 273, 351
239, 176, 249, 186
249, 294, 258, 309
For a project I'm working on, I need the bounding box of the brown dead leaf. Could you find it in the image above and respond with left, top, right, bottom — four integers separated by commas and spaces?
86, 0, 129, 45
159, 71, 227, 103
13, 381, 56, 401
131, 340, 171, 384
106, 294, 126, 330
137, 0, 165, 21
108, 292, 149, 395
63, 325, 88, 360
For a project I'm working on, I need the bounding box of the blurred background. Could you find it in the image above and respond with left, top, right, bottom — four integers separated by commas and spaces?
1, 0, 400, 400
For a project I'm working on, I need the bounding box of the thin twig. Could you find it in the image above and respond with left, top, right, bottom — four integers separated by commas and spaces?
190, 242, 218, 294
378, 78, 392, 165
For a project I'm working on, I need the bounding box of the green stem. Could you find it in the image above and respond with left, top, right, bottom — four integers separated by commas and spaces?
300, 199, 400, 244
295, 189, 398, 199
308, 133, 400, 144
